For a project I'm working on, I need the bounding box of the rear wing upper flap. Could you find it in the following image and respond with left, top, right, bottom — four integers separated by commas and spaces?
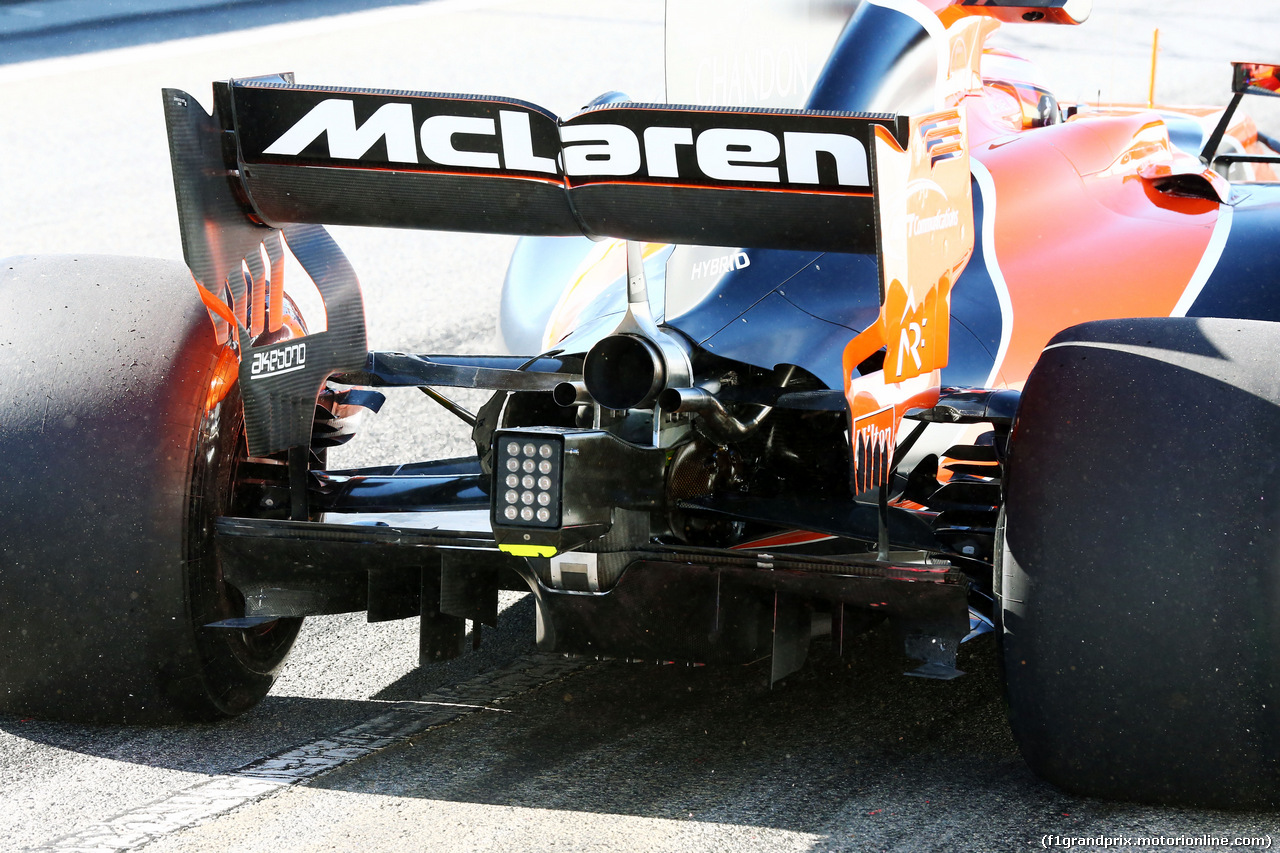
201, 79, 910, 253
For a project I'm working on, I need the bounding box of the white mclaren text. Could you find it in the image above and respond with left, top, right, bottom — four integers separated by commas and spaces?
262, 99, 870, 187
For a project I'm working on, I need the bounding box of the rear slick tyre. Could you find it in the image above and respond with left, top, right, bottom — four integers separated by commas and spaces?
0, 255, 300, 723
1001, 317, 1280, 809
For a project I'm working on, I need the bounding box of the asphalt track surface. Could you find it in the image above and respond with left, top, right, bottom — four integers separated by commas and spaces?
1, 1, 1279, 851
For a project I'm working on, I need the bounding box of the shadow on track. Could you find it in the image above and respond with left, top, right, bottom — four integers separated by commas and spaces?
6, 607, 1276, 846
307, 628, 1045, 833
0, 594, 541, 776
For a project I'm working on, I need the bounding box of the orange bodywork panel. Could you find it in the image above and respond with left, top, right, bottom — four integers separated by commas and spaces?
971, 111, 1220, 387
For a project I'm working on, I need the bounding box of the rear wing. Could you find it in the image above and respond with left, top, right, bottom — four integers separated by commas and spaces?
165, 58, 976, 468
164, 78, 916, 455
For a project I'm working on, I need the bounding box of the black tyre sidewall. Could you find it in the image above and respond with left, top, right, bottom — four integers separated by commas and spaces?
0, 255, 297, 722
1001, 317, 1280, 808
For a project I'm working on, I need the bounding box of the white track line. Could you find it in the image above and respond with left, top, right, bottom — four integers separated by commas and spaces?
33, 653, 589, 853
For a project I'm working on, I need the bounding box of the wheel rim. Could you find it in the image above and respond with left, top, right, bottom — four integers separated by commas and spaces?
185, 380, 301, 712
